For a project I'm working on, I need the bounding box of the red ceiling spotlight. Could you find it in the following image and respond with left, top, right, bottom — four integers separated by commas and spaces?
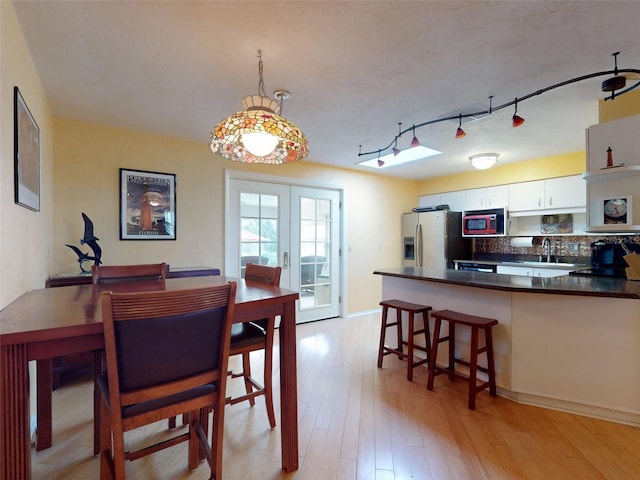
455, 114, 466, 138
512, 98, 525, 127
410, 125, 420, 147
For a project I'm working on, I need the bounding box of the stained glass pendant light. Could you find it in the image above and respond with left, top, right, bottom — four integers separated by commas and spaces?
209, 51, 308, 164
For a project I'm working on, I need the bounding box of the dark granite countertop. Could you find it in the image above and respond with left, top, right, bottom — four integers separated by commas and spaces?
373, 267, 640, 299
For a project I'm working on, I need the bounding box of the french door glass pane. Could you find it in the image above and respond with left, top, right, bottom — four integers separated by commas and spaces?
300, 197, 331, 309
240, 192, 278, 276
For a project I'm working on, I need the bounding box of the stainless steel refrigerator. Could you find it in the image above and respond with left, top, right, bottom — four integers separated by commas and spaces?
402, 210, 471, 269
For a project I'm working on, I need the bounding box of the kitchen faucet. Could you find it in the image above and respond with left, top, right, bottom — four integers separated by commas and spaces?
542, 237, 552, 263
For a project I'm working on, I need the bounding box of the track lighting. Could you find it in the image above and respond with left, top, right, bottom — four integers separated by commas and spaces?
455, 114, 466, 138
512, 98, 525, 127
357, 52, 639, 168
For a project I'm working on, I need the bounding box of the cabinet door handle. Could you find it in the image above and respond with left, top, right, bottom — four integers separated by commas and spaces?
538, 198, 541, 207
549, 196, 552, 206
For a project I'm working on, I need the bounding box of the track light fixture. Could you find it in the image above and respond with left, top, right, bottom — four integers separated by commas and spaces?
410, 125, 420, 147
455, 114, 466, 138
512, 98, 525, 127
357, 52, 640, 165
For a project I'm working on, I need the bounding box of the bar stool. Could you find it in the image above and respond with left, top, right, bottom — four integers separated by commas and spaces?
377, 299, 432, 381
426, 309, 498, 410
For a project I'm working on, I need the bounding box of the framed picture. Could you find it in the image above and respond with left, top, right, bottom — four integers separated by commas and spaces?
14, 87, 40, 211
603, 197, 630, 225
120, 168, 176, 240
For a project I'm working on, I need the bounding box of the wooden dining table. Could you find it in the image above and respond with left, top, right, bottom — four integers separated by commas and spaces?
0, 276, 300, 480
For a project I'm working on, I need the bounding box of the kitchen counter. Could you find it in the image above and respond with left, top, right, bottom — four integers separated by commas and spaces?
374, 267, 640, 425
374, 266, 640, 299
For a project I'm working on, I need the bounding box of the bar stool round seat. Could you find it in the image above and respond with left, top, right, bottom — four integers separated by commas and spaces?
426, 309, 498, 410
377, 299, 432, 381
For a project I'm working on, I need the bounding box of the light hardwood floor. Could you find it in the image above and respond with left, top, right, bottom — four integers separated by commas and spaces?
33, 312, 640, 479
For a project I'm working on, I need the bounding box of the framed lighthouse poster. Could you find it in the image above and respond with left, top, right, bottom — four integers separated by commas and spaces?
120, 168, 176, 240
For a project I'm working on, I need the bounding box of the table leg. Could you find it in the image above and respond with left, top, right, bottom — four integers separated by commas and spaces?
278, 300, 299, 472
36, 359, 53, 450
1, 344, 31, 480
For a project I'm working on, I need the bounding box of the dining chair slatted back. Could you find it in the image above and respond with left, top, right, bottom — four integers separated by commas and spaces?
98, 282, 236, 480
92, 263, 167, 284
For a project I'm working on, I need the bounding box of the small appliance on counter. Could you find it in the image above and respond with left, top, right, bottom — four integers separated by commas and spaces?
569, 239, 640, 278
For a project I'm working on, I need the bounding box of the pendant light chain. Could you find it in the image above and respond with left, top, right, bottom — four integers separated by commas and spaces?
257, 50, 266, 97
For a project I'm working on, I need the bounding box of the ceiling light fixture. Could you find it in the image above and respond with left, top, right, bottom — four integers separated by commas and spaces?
455, 114, 467, 138
357, 52, 640, 168
512, 98, 525, 127
469, 153, 499, 170
209, 50, 308, 164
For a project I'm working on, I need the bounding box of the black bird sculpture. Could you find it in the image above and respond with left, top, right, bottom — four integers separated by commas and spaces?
80, 212, 102, 266
65, 213, 102, 273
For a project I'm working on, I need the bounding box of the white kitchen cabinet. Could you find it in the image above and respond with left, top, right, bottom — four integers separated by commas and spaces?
544, 175, 586, 210
508, 175, 586, 215
508, 180, 545, 211
465, 185, 508, 210
440, 190, 466, 212
497, 265, 575, 278
497, 265, 533, 276
417, 193, 441, 208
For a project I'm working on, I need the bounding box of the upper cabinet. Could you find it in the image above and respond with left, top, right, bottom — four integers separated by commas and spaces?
418, 191, 466, 212
508, 175, 586, 216
465, 185, 508, 210
585, 114, 640, 232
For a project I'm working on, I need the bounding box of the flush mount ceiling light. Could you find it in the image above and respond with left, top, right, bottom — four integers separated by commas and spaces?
209, 50, 308, 164
469, 153, 499, 170
357, 52, 640, 169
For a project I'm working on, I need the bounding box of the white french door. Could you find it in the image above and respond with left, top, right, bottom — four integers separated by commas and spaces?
225, 173, 341, 323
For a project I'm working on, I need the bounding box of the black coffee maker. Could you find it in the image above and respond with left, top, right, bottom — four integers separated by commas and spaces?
590, 239, 640, 270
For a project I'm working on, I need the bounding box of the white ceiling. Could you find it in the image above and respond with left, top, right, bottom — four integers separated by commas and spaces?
12, 1, 640, 180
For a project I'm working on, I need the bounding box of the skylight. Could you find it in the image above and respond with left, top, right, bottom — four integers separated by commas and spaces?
358, 145, 442, 169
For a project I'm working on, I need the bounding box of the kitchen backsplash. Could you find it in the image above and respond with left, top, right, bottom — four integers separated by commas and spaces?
473, 235, 640, 264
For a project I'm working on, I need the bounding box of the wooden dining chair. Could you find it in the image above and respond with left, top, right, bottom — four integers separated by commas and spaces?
98, 282, 236, 480
227, 263, 281, 428
90, 263, 167, 454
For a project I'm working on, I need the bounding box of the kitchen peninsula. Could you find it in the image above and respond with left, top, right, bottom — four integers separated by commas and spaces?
374, 267, 640, 425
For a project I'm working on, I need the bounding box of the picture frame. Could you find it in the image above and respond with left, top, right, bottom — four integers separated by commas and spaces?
603, 196, 631, 225
14, 87, 40, 211
120, 168, 176, 240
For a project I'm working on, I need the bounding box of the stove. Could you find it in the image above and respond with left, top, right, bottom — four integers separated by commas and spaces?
569, 267, 628, 278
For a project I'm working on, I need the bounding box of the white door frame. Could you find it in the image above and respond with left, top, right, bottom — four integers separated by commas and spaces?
224, 169, 347, 319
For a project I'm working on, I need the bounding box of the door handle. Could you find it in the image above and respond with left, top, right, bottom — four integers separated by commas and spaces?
283, 252, 289, 269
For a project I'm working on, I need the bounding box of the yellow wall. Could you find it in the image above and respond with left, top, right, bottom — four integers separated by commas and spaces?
417, 151, 585, 195
1, 3, 54, 308
599, 89, 640, 123
53, 119, 418, 314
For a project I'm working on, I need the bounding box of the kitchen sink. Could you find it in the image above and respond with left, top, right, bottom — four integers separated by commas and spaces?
515, 261, 585, 267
